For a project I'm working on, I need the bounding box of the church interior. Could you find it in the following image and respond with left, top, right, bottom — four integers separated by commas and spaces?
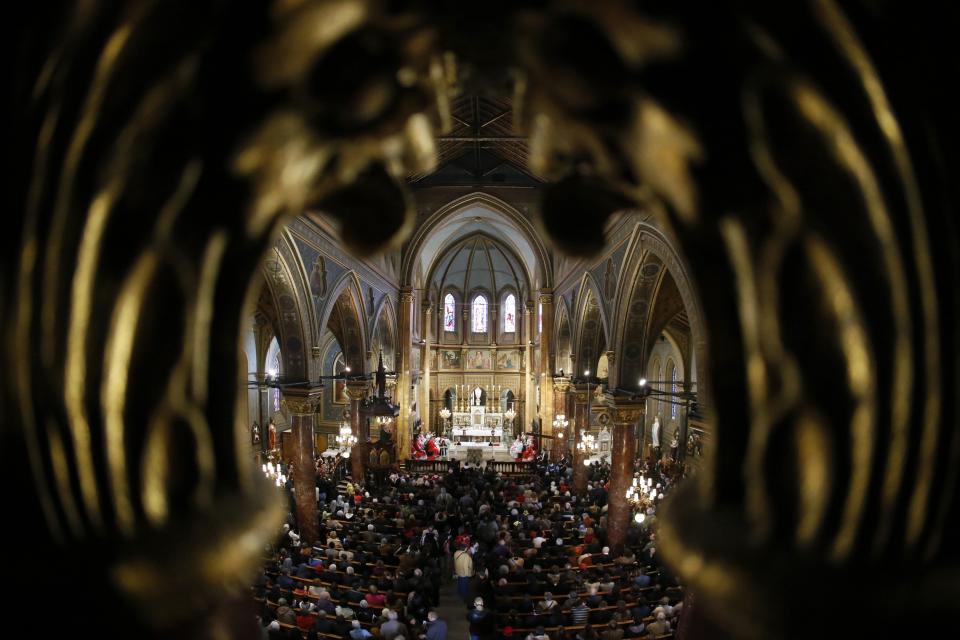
7, 2, 959, 639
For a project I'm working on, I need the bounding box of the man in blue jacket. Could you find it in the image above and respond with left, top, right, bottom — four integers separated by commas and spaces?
424, 611, 448, 640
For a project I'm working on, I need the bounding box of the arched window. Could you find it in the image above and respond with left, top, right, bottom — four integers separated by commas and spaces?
670, 363, 678, 419
503, 293, 516, 333
472, 295, 488, 333
443, 293, 456, 333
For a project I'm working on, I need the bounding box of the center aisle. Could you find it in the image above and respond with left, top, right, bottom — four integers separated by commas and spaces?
434, 578, 469, 639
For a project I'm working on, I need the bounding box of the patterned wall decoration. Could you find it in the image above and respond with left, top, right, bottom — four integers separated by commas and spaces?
619, 253, 664, 389
294, 236, 347, 304
263, 253, 307, 380
591, 241, 628, 320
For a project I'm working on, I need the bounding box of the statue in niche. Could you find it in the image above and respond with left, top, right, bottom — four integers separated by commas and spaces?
474, 387, 482, 406
309, 255, 327, 299
604, 258, 615, 299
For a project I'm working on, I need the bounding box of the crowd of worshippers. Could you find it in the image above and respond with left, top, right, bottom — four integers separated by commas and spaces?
253, 457, 683, 640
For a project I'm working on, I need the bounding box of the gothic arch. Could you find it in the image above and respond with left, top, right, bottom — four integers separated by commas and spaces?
370, 295, 397, 371
258, 245, 309, 382
613, 219, 707, 397
402, 192, 552, 289
318, 272, 368, 374
572, 276, 609, 378
571, 272, 611, 374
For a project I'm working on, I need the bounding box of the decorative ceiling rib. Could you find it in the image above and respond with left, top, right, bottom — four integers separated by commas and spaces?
407, 95, 541, 182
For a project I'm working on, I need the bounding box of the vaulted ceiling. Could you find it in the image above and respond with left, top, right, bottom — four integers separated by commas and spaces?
408, 95, 542, 185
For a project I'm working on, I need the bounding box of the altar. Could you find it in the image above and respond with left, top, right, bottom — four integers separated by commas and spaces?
447, 405, 513, 460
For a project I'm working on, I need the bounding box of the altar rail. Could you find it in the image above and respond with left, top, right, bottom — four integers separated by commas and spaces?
401, 459, 536, 476
487, 460, 536, 476
403, 460, 458, 474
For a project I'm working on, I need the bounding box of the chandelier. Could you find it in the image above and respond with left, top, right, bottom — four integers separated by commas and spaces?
504, 405, 517, 424
261, 461, 287, 488
336, 421, 357, 452
626, 476, 665, 522
439, 407, 452, 421
552, 413, 568, 439
577, 431, 596, 454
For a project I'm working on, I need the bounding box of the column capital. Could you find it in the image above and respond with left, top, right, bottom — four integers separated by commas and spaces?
281, 388, 323, 415
346, 380, 370, 399
400, 287, 414, 302
538, 292, 554, 304
607, 395, 647, 425
572, 383, 593, 405
553, 376, 572, 393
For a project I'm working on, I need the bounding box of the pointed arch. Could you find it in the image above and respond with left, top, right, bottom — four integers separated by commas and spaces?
370, 294, 398, 372
612, 220, 707, 397
258, 244, 310, 381
572, 274, 609, 377
554, 301, 572, 375
402, 192, 553, 289
318, 271, 368, 374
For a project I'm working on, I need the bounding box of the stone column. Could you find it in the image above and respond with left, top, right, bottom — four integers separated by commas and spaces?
282, 389, 322, 545
606, 396, 644, 554
572, 384, 590, 495
347, 381, 368, 483
523, 301, 535, 433
396, 288, 414, 460
539, 291, 555, 443
552, 376, 572, 459
257, 375, 269, 452
421, 303, 432, 434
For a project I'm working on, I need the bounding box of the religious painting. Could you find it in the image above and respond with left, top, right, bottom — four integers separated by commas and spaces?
496, 349, 520, 370
333, 379, 348, 404
466, 349, 493, 370
440, 349, 461, 369
309, 255, 328, 299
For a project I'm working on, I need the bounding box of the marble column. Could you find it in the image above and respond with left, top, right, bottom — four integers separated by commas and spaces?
347, 381, 368, 483
523, 301, 535, 433
421, 303, 432, 434
282, 389, 322, 545
396, 287, 414, 460
606, 397, 644, 554
257, 375, 269, 452
552, 376, 572, 459
572, 384, 590, 495
539, 291, 555, 443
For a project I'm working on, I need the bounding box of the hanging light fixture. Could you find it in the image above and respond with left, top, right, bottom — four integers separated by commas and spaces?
336, 420, 357, 452
577, 431, 596, 455
552, 413, 568, 440
504, 405, 517, 424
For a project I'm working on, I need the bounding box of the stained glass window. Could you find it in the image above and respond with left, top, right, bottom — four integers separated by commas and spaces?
538, 302, 542, 334
443, 293, 455, 332
503, 294, 516, 333
472, 295, 488, 333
